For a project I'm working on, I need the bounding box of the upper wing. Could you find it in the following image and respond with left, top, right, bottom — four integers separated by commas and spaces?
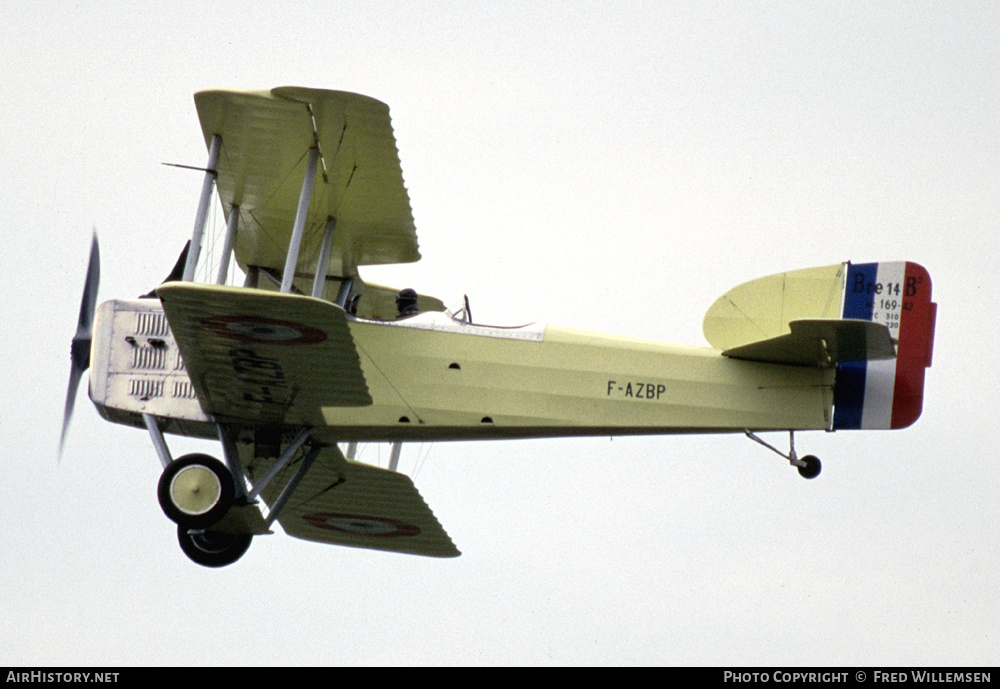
248, 443, 460, 558
194, 86, 419, 279
158, 282, 371, 425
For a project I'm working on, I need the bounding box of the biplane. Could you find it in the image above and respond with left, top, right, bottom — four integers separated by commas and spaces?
61, 87, 937, 567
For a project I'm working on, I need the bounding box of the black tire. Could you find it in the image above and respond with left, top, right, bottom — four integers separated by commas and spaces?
177, 526, 252, 568
157, 454, 235, 529
797, 455, 822, 480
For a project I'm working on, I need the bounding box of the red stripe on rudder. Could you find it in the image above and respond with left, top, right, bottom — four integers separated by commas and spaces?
891, 262, 936, 429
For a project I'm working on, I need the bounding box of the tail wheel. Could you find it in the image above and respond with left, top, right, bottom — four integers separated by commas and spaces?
177, 527, 252, 568
797, 455, 822, 480
157, 454, 235, 529
745, 431, 823, 480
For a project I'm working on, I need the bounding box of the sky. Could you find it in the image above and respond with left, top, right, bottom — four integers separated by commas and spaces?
1, 1, 997, 666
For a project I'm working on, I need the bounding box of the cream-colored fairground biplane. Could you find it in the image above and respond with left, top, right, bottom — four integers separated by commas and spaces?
61, 87, 937, 567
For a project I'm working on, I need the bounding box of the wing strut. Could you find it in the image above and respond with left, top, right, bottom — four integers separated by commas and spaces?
215, 205, 241, 285
389, 442, 402, 472
245, 428, 313, 501
183, 134, 221, 281
263, 442, 323, 528
309, 217, 355, 306
311, 217, 337, 298
281, 147, 319, 293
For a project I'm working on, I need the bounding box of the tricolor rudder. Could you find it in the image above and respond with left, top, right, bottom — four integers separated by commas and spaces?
833, 262, 936, 430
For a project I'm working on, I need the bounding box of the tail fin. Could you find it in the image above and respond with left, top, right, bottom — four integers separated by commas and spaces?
702, 261, 937, 430
833, 262, 936, 430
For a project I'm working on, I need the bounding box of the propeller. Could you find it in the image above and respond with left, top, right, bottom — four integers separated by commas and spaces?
60, 232, 100, 456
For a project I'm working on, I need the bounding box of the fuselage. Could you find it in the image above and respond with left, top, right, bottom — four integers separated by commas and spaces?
325, 315, 834, 442
90, 300, 834, 443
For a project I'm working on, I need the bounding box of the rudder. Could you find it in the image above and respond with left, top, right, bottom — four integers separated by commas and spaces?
833, 262, 936, 430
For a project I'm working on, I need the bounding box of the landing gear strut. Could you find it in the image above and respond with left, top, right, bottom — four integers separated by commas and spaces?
745, 430, 822, 479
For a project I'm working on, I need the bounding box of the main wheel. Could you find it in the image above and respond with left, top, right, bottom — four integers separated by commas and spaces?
158, 454, 235, 529
797, 455, 822, 479
177, 526, 252, 568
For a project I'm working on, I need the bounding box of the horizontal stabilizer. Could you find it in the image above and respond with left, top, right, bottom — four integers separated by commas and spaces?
723, 319, 895, 367
158, 282, 371, 425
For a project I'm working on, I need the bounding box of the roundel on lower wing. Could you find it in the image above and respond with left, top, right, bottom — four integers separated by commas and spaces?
201, 315, 327, 345
302, 512, 421, 538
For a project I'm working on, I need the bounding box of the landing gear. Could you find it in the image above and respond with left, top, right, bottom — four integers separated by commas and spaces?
797, 454, 822, 480
177, 526, 252, 568
745, 430, 822, 480
159, 452, 255, 567
147, 423, 317, 566
146, 421, 263, 567
157, 453, 235, 528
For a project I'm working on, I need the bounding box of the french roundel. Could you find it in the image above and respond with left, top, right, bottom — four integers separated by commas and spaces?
302, 512, 421, 538
201, 315, 327, 345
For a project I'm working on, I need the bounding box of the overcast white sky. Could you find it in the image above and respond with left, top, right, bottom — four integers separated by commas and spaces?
1, 1, 997, 666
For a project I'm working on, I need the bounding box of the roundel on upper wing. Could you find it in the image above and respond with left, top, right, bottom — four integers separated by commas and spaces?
201, 315, 327, 345
302, 512, 421, 538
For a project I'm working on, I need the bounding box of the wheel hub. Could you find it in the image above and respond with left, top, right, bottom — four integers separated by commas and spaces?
169, 464, 222, 516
